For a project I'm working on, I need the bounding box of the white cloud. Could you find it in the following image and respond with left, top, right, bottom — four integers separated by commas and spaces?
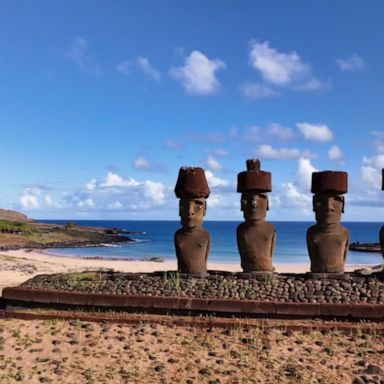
249, 41, 323, 90
143, 180, 165, 204
328, 145, 344, 162
255, 144, 301, 160
242, 125, 261, 142
44, 195, 62, 208
362, 154, 384, 169
212, 148, 228, 157
241, 82, 280, 99
336, 54, 365, 72
294, 78, 325, 91
207, 195, 221, 208
280, 182, 312, 208
268, 158, 316, 217
205, 170, 230, 188
243, 123, 294, 143
296, 158, 317, 189
136, 57, 161, 81
77, 198, 95, 208
297, 122, 333, 142
118, 57, 160, 81
67, 37, 100, 74
206, 155, 222, 171
117, 61, 130, 75
361, 165, 380, 189
44, 195, 54, 206
170, 50, 225, 95
266, 123, 294, 140
360, 155, 384, 189
100, 172, 139, 188
132, 156, 150, 170
19, 187, 64, 211
85, 179, 97, 191
107, 201, 124, 210
62, 171, 171, 214
20, 194, 39, 210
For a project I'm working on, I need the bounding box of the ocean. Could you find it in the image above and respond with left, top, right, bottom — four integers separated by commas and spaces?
39, 220, 384, 266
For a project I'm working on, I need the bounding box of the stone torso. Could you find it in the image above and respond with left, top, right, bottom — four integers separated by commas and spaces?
307, 224, 349, 273
237, 222, 275, 272
174, 227, 210, 274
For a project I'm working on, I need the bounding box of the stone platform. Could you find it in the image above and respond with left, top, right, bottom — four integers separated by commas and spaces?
1, 270, 384, 320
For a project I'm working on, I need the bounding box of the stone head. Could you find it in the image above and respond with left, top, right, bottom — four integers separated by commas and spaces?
174, 166, 210, 229
313, 193, 344, 224
241, 191, 268, 222
179, 197, 206, 229
311, 170, 348, 225
237, 159, 271, 223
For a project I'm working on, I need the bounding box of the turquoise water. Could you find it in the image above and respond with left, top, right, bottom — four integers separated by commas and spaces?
40, 220, 383, 266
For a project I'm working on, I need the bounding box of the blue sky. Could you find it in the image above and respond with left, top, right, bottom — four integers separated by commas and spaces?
1, 0, 384, 221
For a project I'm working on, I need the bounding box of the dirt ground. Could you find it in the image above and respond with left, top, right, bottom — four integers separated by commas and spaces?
0, 317, 383, 383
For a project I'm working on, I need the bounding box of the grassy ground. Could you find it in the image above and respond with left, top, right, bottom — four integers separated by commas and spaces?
0, 221, 127, 248
0, 318, 383, 383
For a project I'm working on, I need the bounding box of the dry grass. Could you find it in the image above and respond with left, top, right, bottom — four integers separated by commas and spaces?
0, 318, 383, 383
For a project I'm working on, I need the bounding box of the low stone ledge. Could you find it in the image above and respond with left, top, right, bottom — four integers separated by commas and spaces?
2, 286, 384, 320
351, 304, 384, 319
275, 303, 320, 317
318, 303, 352, 317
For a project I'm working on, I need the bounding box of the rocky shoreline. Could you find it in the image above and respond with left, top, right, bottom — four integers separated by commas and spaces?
0, 234, 133, 252
349, 242, 382, 253
21, 270, 384, 305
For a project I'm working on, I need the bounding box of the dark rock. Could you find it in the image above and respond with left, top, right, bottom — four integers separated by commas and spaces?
198, 368, 212, 375
365, 364, 383, 375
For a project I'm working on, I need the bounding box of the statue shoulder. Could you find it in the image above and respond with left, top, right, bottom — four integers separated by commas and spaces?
237, 222, 247, 232
264, 222, 275, 232
199, 227, 210, 237
340, 225, 349, 236
307, 224, 317, 236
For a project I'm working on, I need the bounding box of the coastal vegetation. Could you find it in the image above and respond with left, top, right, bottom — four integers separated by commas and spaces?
0, 209, 132, 250
0, 220, 36, 235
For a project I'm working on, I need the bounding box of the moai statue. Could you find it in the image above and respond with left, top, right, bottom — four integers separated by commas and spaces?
236, 159, 275, 272
380, 169, 384, 258
174, 167, 211, 274
307, 171, 349, 273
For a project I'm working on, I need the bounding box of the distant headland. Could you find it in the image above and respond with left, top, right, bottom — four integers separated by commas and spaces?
0, 209, 134, 251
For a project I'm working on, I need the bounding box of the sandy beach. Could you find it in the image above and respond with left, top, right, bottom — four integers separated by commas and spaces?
0, 316, 382, 384
0, 249, 374, 294
0, 250, 383, 383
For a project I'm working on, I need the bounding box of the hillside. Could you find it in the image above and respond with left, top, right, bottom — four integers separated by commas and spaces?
0, 209, 132, 250
0, 209, 31, 222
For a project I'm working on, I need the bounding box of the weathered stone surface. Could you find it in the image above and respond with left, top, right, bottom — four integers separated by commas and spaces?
236, 159, 275, 273
307, 170, 349, 273
174, 167, 211, 274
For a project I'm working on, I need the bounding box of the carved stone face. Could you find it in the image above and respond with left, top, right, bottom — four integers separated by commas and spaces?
241, 192, 268, 222
313, 194, 344, 224
179, 197, 206, 229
